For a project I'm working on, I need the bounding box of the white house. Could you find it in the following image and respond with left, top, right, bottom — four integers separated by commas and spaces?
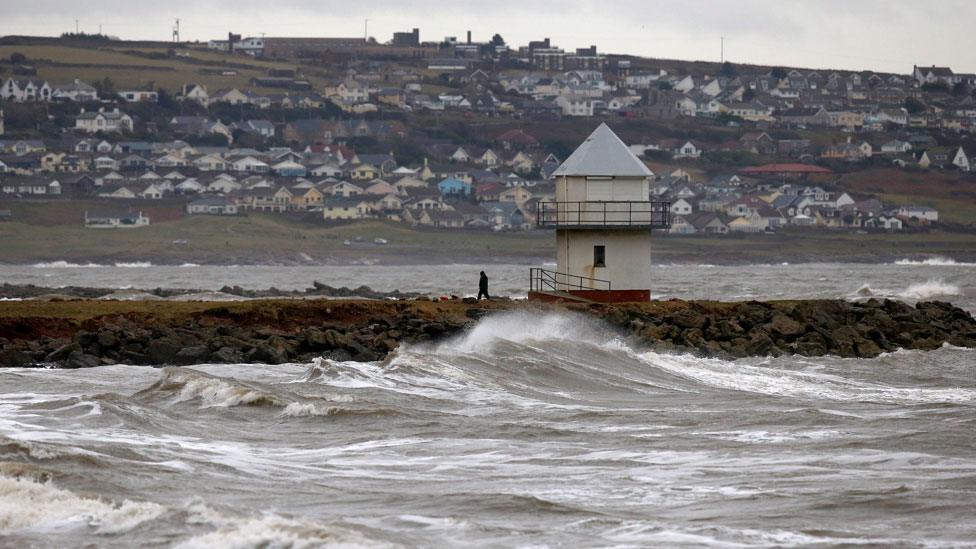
670, 198, 694, 215
897, 205, 938, 222
1, 78, 52, 102
75, 109, 134, 134
51, 80, 98, 102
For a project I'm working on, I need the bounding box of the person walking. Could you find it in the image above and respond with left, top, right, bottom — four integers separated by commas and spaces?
478, 271, 490, 300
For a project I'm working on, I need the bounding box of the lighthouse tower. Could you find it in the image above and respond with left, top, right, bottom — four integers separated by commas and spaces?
530, 123, 669, 302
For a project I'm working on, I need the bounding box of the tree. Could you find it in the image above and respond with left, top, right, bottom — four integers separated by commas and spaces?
490, 34, 505, 47
657, 80, 673, 91
9, 52, 26, 64
952, 82, 969, 96
771, 67, 787, 80
904, 97, 926, 115
720, 61, 736, 77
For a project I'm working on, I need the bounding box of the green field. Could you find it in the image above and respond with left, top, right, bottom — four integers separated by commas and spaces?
0, 44, 327, 92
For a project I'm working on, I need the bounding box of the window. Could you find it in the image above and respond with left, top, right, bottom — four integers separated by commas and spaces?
593, 245, 606, 268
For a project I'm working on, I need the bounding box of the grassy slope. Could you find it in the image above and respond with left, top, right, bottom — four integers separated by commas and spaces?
0, 206, 974, 264
836, 168, 976, 225
0, 44, 323, 91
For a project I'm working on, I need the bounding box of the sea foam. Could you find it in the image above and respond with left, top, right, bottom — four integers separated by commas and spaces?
898, 279, 962, 300
0, 474, 166, 534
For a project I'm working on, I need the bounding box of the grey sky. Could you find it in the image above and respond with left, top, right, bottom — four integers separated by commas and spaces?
2, 0, 973, 74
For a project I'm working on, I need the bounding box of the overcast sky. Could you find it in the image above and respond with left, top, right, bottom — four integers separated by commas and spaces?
3, 0, 973, 74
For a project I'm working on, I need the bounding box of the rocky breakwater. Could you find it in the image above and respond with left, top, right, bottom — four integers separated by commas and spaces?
594, 298, 976, 358
0, 297, 973, 368
0, 299, 508, 369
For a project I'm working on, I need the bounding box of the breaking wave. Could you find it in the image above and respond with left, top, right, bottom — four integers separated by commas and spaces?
30, 261, 155, 268
853, 279, 963, 301
135, 368, 290, 408
0, 474, 167, 534
31, 261, 102, 268
898, 279, 962, 300
895, 257, 975, 267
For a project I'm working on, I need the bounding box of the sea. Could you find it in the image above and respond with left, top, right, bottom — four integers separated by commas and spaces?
1, 259, 975, 547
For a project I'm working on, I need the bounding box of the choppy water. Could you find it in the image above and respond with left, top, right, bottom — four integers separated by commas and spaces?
1, 260, 975, 547
3, 260, 975, 311
1, 311, 975, 547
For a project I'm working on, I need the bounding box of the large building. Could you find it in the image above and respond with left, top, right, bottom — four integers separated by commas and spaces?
530, 124, 669, 303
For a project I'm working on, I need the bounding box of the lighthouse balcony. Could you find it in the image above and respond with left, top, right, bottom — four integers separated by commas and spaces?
536, 201, 671, 229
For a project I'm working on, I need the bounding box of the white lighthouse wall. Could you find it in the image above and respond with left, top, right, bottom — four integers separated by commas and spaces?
556, 230, 652, 290
556, 176, 649, 202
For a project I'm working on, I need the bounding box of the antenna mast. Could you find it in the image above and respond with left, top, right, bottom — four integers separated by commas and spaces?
720, 36, 725, 63
172, 18, 181, 43
364, 19, 368, 42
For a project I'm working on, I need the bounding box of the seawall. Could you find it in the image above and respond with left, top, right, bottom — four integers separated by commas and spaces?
0, 298, 973, 368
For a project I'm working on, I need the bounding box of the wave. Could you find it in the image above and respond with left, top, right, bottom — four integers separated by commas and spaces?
179, 263, 200, 268
174, 511, 399, 549
30, 261, 155, 269
895, 257, 975, 267
32, 261, 103, 268
135, 368, 289, 408
853, 278, 963, 301
0, 474, 167, 534
636, 350, 976, 405
898, 279, 962, 300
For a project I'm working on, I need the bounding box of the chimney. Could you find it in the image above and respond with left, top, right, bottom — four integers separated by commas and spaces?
467, 31, 472, 44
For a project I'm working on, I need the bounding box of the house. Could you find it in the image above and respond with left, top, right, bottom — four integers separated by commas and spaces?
326, 181, 365, 198
52, 79, 99, 102
75, 109, 134, 134
84, 209, 150, 228
670, 198, 694, 215
118, 90, 159, 103
1, 78, 51, 102
290, 186, 325, 209
880, 140, 912, 154
322, 197, 370, 220
897, 205, 938, 222
187, 197, 238, 215
181, 83, 209, 105
673, 141, 702, 159
437, 177, 472, 195
231, 156, 271, 173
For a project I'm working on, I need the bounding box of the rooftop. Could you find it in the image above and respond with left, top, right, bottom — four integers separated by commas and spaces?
552, 123, 653, 178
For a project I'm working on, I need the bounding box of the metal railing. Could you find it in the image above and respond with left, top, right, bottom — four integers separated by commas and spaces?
537, 201, 671, 229
530, 267, 611, 293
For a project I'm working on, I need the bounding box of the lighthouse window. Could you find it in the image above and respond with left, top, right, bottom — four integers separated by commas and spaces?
593, 245, 606, 267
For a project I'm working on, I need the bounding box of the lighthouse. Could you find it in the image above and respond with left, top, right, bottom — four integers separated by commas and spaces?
530, 123, 670, 302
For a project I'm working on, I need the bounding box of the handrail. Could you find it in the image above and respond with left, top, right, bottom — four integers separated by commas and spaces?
529, 267, 611, 292
536, 201, 671, 228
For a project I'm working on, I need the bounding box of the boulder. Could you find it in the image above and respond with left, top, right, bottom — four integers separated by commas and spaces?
769, 314, 804, 338
46, 342, 81, 362
146, 339, 182, 364
212, 346, 244, 363
64, 351, 100, 369
175, 345, 210, 365
0, 349, 32, 367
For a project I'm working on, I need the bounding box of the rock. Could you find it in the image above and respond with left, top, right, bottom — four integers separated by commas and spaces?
213, 347, 244, 363
64, 351, 100, 369
669, 309, 705, 330
175, 345, 210, 365
0, 349, 32, 367
46, 342, 81, 362
146, 339, 181, 364
465, 308, 490, 320
97, 330, 119, 349
769, 314, 804, 338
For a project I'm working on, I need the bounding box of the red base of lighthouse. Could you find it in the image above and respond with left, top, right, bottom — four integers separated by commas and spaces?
528, 289, 650, 304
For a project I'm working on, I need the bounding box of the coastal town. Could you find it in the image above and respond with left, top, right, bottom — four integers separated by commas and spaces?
1, 28, 972, 235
